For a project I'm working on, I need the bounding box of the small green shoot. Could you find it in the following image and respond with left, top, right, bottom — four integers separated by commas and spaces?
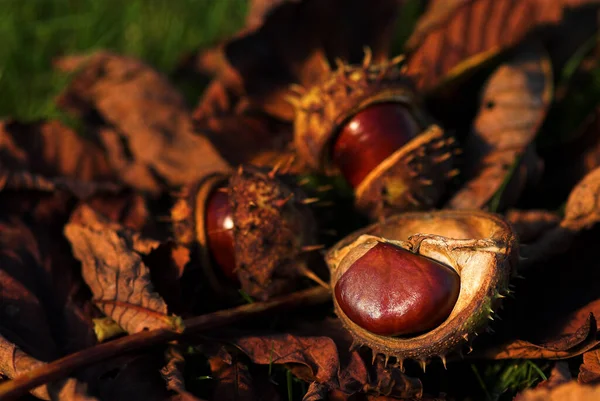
487, 153, 524, 213
238, 289, 255, 304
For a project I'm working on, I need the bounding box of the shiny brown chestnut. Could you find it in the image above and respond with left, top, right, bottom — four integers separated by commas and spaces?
170, 167, 326, 301
293, 55, 458, 219
204, 186, 237, 282
332, 102, 419, 188
334, 242, 460, 336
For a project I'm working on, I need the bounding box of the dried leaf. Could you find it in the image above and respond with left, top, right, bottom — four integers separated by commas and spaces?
160, 346, 201, 401
506, 209, 561, 243
0, 119, 113, 182
0, 335, 99, 401
477, 306, 600, 360
405, 0, 600, 91
447, 41, 551, 210
514, 380, 600, 401
64, 205, 183, 334
230, 319, 422, 399
562, 166, 600, 231
55, 51, 230, 194
208, 347, 258, 401
0, 217, 99, 400
535, 362, 572, 390
580, 350, 600, 384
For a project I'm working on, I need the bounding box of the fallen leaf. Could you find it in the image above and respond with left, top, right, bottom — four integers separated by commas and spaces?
230, 319, 422, 399
64, 205, 183, 334
161, 346, 202, 401
207, 347, 258, 401
0, 119, 113, 182
447, 41, 552, 210
0, 334, 97, 401
505, 209, 561, 243
478, 314, 598, 360
405, 0, 600, 91
580, 349, 600, 384
0, 217, 100, 400
535, 361, 572, 390
561, 166, 600, 231
55, 51, 230, 194
514, 380, 600, 401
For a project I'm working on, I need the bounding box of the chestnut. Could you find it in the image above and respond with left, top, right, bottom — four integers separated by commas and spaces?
327, 210, 517, 366
204, 186, 237, 282
293, 55, 458, 219
171, 167, 327, 301
334, 242, 460, 336
332, 102, 419, 189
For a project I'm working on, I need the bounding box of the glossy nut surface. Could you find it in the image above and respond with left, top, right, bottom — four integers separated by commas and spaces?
332, 102, 419, 188
334, 242, 460, 336
205, 187, 237, 282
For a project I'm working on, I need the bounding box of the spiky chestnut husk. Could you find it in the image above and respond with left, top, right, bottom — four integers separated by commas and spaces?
229, 165, 320, 300
170, 166, 322, 301
291, 52, 459, 219
326, 210, 518, 368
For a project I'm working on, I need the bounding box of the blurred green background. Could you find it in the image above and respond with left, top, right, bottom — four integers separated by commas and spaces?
0, 0, 248, 120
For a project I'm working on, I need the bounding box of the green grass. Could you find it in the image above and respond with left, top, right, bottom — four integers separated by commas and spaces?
0, 0, 247, 121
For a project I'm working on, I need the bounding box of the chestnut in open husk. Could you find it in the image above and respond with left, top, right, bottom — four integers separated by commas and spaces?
327, 210, 517, 369
291, 52, 459, 219
171, 165, 326, 301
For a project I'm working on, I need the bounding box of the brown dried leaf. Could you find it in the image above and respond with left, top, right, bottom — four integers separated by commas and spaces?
208, 347, 258, 401
55, 51, 230, 193
230, 319, 422, 399
160, 346, 201, 401
447, 41, 551, 210
580, 350, 600, 384
405, 0, 599, 91
535, 362, 572, 390
506, 209, 561, 243
561, 166, 600, 231
514, 380, 600, 401
0, 217, 99, 400
477, 307, 600, 360
0, 119, 113, 182
64, 205, 183, 334
0, 335, 97, 401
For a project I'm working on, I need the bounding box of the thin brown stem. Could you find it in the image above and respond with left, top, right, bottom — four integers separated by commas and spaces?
0, 286, 330, 400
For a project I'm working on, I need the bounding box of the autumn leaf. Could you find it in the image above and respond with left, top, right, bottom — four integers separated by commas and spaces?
0, 119, 113, 182
514, 380, 600, 401
0, 334, 97, 401
580, 350, 600, 384
229, 319, 422, 399
447, 40, 552, 210
405, 0, 600, 91
160, 346, 202, 401
207, 346, 260, 401
64, 205, 184, 334
0, 217, 99, 400
561, 166, 600, 231
55, 51, 230, 194
535, 362, 572, 390
477, 314, 599, 360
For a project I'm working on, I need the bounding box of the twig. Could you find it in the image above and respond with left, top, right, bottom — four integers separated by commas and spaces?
0, 286, 330, 400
